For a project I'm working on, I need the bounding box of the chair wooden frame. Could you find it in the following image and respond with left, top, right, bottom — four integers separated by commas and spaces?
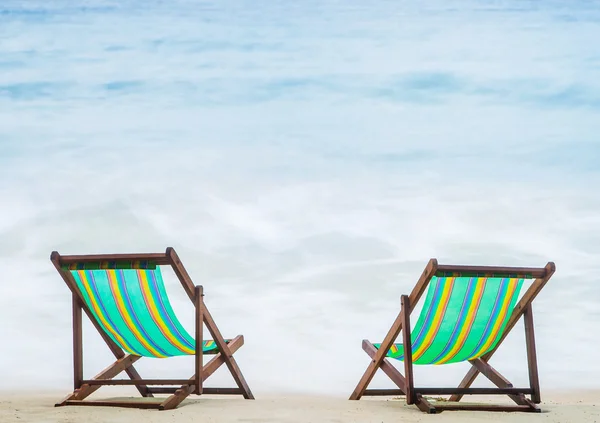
51, 247, 254, 410
349, 259, 555, 413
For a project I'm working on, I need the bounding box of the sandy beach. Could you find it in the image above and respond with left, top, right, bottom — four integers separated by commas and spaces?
1, 390, 598, 423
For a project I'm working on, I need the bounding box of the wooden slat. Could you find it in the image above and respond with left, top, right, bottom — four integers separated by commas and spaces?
433, 403, 539, 413
55, 252, 169, 265
415, 387, 533, 395
146, 387, 243, 395
436, 264, 547, 279
147, 387, 244, 396
202, 388, 244, 395
148, 386, 244, 395
81, 379, 192, 386
63, 400, 163, 409
363, 389, 404, 396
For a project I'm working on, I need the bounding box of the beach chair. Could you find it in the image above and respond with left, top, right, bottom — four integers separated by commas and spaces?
50, 247, 254, 410
349, 259, 555, 413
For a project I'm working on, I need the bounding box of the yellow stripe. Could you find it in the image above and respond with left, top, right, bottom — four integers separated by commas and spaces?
107, 271, 166, 357
138, 270, 194, 354
412, 277, 455, 361
436, 278, 486, 364
75, 270, 139, 355
468, 279, 518, 359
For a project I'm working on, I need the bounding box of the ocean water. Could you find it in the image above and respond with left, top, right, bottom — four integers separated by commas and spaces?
1, 0, 600, 395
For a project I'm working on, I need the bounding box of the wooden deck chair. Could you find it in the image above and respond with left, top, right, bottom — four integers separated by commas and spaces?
349, 259, 555, 413
50, 247, 254, 410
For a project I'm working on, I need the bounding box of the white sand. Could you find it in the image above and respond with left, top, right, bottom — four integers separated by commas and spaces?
1, 390, 599, 423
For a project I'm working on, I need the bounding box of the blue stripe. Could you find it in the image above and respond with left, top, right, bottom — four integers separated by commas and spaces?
465, 278, 509, 358
410, 277, 446, 351
116, 270, 170, 357
147, 270, 195, 349
85, 270, 147, 356
428, 277, 477, 364
478, 280, 521, 356
417, 278, 457, 360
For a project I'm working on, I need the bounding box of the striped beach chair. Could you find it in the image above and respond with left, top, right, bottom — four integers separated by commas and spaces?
349, 259, 555, 413
51, 247, 254, 410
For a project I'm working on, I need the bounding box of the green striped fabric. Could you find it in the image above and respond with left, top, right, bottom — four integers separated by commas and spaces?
69, 266, 223, 358
374, 276, 523, 365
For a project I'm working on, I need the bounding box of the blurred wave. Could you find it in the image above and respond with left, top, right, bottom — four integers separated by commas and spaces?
1, 0, 599, 394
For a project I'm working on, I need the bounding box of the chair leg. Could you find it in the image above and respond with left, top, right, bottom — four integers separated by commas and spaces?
159, 385, 194, 411
524, 304, 541, 403
160, 334, 249, 410
400, 295, 415, 405
361, 341, 407, 393
195, 286, 204, 395
469, 358, 526, 405
57, 354, 142, 405
203, 307, 254, 399
349, 310, 405, 400
72, 295, 83, 391
415, 395, 437, 413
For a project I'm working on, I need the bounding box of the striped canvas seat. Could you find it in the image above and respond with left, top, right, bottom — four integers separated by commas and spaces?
374, 276, 523, 365
65, 261, 223, 358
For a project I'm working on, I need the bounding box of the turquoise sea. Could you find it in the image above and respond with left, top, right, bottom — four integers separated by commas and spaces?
1, 0, 599, 394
